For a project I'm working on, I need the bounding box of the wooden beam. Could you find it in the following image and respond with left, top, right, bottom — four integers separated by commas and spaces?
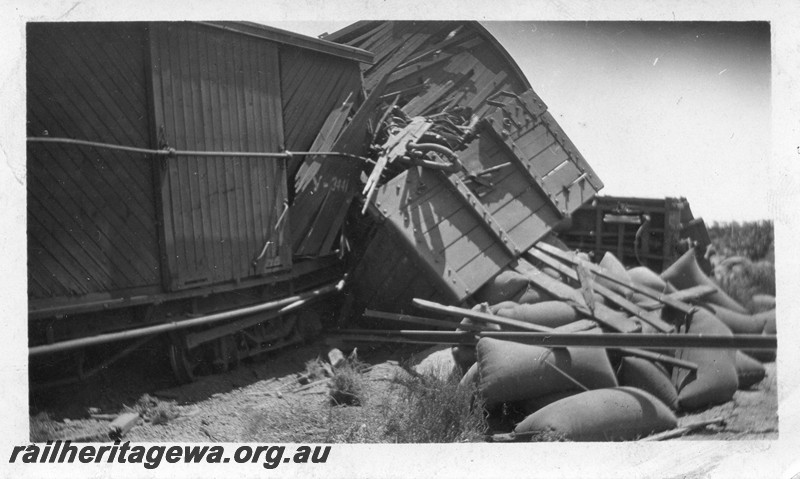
516, 260, 640, 333
535, 242, 697, 316
524, 248, 673, 333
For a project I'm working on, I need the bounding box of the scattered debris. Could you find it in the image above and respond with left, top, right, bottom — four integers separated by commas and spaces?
108, 413, 141, 440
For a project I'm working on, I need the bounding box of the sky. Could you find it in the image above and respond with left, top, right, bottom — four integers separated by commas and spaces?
263, 21, 772, 222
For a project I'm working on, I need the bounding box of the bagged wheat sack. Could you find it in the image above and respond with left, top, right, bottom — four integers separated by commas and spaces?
494, 301, 581, 329
474, 269, 530, 304
514, 387, 677, 441
671, 309, 738, 410
617, 356, 679, 410
452, 304, 500, 372
476, 337, 617, 407
734, 351, 766, 389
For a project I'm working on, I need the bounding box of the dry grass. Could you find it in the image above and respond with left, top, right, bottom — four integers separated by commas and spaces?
242, 361, 488, 443
380, 367, 487, 443
328, 359, 367, 406
714, 258, 775, 310
30, 412, 58, 442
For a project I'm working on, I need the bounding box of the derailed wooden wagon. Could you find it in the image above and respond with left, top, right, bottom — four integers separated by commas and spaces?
27, 21, 372, 383
559, 195, 712, 274
320, 21, 604, 320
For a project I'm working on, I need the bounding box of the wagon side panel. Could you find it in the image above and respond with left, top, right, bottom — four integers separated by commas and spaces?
27, 23, 162, 304
150, 23, 291, 290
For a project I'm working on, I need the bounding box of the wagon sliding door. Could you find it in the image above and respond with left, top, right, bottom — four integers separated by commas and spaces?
149, 23, 291, 291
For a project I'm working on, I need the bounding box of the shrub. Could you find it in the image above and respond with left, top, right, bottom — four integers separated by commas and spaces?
382, 369, 487, 443
708, 220, 774, 262
328, 360, 366, 406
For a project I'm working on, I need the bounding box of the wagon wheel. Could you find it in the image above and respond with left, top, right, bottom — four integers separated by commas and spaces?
212, 335, 241, 373
167, 334, 203, 384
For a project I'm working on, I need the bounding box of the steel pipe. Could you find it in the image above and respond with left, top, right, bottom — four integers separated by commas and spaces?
335, 329, 776, 350
29, 279, 345, 356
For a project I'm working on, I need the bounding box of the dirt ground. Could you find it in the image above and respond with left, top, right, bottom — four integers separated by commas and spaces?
28, 338, 778, 443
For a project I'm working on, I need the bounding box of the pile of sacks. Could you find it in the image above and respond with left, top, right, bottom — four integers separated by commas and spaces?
413, 248, 775, 441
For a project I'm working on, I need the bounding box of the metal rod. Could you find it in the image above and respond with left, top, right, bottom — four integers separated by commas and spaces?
27, 137, 374, 163
362, 309, 483, 332
29, 279, 345, 356
334, 329, 776, 350
544, 361, 589, 391
412, 298, 553, 333
31, 336, 154, 391
615, 348, 698, 372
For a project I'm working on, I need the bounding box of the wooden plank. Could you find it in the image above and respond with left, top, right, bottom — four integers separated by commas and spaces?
539, 111, 603, 191
201, 30, 230, 281
190, 27, 217, 280
535, 242, 699, 316
516, 259, 640, 333
293, 90, 356, 190
291, 59, 395, 255
525, 248, 674, 333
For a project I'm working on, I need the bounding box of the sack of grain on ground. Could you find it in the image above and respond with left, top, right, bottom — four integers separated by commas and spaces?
596, 252, 635, 300
616, 356, 679, 410
476, 336, 617, 407
451, 304, 500, 373
671, 309, 738, 410
410, 345, 461, 382
474, 269, 530, 304
742, 311, 776, 362
494, 301, 581, 329
734, 351, 766, 389
661, 248, 750, 314
628, 266, 676, 294
514, 387, 677, 441
700, 304, 768, 335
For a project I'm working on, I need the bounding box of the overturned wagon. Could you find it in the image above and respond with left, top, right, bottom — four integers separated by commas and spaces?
323, 22, 604, 319
27, 22, 371, 383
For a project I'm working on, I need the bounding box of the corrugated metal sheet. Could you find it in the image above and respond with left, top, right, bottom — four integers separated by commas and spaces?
27, 23, 161, 301
149, 23, 291, 290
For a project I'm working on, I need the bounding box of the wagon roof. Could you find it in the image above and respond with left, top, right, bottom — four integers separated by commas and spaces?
323, 20, 531, 90
199, 21, 375, 64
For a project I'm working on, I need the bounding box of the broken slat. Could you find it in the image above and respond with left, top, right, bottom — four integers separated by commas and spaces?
535, 242, 697, 316
524, 248, 674, 333
516, 260, 640, 333
362, 117, 431, 214
293, 91, 356, 190
108, 413, 140, 440
292, 72, 391, 256
640, 417, 726, 441
393, 26, 470, 70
